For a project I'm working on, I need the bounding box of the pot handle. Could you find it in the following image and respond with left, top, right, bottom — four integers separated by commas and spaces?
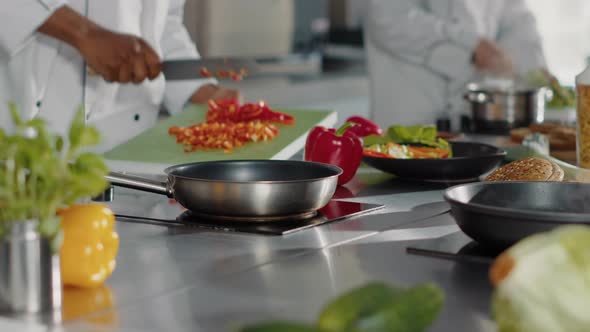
105, 172, 173, 197
464, 91, 492, 103
542, 86, 554, 102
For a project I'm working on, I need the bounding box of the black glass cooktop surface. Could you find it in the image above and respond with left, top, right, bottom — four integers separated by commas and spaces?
115, 199, 384, 235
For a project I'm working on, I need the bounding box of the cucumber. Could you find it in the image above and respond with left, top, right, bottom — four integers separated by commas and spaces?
317, 282, 402, 332
348, 283, 444, 332
239, 321, 324, 332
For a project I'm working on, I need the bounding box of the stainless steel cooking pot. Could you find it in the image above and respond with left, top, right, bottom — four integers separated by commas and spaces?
464, 82, 552, 134
105, 160, 342, 220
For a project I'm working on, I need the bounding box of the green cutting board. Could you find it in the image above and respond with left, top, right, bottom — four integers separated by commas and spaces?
104, 105, 335, 167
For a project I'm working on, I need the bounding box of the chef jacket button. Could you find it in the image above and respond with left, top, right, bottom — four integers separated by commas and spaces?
36, 101, 42, 108
134, 114, 140, 121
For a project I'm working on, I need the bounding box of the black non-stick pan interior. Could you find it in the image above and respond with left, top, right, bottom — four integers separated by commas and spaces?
166, 160, 342, 182
445, 182, 590, 249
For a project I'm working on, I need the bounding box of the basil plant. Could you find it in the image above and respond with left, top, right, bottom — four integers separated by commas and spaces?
0, 105, 109, 251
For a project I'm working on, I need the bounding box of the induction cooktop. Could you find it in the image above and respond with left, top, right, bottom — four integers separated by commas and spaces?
106, 188, 384, 235
406, 231, 502, 264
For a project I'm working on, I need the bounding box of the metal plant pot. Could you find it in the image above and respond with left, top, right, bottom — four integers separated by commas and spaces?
0, 221, 62, 314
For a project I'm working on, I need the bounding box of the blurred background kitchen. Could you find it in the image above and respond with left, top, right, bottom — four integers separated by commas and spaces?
181, 0, 366, 124
180, 0, 590, 126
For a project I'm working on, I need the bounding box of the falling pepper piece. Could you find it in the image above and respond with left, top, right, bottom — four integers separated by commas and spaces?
217, 69, 229, 78
199, 67, 213, 78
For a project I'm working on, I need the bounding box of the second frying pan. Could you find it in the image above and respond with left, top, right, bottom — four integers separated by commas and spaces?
444, 182, 590, 249
106, 160, 342, 220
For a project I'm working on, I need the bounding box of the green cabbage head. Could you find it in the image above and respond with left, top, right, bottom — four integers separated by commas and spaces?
491, 225, 590, 332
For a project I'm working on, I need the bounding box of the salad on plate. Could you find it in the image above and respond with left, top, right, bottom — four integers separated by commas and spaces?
363, 125, 452, 159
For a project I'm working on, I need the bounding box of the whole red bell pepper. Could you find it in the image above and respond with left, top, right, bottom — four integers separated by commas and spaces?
344, 116, 383, 137
304, 122, 363, 185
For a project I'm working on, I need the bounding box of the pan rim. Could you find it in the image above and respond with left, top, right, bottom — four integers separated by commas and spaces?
444, 181, 590, 222
163, 159, 343, 184
363, 142, 507, 162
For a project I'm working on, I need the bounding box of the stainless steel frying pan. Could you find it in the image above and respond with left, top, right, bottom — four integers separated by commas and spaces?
444, 182, 590, 249
105, 160, 342, 219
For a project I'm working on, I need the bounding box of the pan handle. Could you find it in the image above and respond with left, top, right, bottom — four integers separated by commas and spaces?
464, 91, 492, 103
105, 172, 173, 197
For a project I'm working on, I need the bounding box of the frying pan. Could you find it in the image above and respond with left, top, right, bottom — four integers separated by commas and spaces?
444, 182, 590, 249
363, 142, 506, 181
105, 160, 342, 220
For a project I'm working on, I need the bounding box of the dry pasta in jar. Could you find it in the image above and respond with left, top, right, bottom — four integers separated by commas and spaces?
576, 85, 590, 168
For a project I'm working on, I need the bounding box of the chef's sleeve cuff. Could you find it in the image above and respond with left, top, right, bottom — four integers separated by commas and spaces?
163, 78, 217, 115
425, 42, 475, 80
0, 0, 66, 57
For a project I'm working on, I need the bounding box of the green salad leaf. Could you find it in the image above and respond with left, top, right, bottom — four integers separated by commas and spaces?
388, 125, 437, 142
0, 104, 109, 250
363, 125, 451, 152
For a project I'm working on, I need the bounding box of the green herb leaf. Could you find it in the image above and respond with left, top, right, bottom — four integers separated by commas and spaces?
68, 108, 86, 150
8, 103, 22, 127
56, 137, 64, 153
38, 215, 61, 238
50, 229, 64, 253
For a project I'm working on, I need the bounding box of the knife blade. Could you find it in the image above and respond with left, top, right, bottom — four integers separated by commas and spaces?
162, 58, 259, 81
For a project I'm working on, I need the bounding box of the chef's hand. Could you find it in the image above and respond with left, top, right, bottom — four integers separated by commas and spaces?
38, 6, 161, 84
190, 84, 243, 104
77, 28, 161, 83
473, 39, 514, 77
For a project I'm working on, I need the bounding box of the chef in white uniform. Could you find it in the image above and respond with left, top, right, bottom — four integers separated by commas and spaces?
0, 1, 238, 151
364, 0, 547, 129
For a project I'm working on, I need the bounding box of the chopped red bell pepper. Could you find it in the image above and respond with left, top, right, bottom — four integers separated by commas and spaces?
362, 149, 392, 159
344, 116, 383, 137
207, 100, 295, 125
304, 122, 363, 185
304, 127, 335, 161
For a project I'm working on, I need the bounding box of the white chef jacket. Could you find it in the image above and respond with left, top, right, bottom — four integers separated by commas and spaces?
0, 0, 214, 152
364, 0, 547, 130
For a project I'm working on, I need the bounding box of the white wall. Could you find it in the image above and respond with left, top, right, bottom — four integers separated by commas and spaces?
183, 0, 294, 57
526, 0, 590, 85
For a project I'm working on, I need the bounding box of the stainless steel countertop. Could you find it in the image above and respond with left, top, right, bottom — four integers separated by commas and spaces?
1, 156, 502, 332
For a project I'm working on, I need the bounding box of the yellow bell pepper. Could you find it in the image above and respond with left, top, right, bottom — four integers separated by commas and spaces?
59, 203, 119, 288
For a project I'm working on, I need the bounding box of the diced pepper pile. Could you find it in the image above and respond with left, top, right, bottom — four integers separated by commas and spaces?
168, 100, 294, 153
169, 121, 279, 153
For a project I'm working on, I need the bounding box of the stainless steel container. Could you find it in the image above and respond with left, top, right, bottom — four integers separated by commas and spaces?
464, 82, 552, 134
0, 221, 62, 314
